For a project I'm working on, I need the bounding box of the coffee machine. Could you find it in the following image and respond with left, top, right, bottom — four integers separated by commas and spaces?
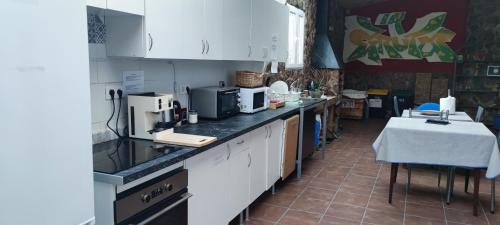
127, 92, 180, 140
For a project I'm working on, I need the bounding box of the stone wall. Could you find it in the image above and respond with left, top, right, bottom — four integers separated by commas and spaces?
267, 0, 343, 96
459, 0, 500, 125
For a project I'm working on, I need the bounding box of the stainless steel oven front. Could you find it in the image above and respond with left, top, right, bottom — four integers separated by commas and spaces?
115, 169, 191, 225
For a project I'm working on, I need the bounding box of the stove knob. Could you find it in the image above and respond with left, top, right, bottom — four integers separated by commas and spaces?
166, 184, 173, 191
141, 194, 151, 203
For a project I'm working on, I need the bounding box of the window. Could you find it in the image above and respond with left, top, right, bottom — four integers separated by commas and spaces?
286, 5, 305, 69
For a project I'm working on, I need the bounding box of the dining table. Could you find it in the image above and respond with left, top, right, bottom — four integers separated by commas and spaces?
372, 117, 500, 216
401, 110, 474, 122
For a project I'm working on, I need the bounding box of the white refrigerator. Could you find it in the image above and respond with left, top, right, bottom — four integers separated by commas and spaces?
0, 1, 95, 225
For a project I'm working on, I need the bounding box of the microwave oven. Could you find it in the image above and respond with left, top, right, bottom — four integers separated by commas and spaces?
191, 86, 240, 120
239, 87, 269, 113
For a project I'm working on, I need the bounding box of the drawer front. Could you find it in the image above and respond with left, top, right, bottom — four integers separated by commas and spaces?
227, 134, 250, 155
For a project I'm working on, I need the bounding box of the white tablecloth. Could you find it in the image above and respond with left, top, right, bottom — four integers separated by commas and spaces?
401, 110, 473, 122
372, 117, 500, 179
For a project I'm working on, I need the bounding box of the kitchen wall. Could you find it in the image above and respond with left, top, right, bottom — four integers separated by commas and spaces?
88, 45, 263, 144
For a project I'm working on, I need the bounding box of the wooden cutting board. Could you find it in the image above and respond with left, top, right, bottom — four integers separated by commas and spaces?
153, 130, 217, 147
281, 115, 299, 180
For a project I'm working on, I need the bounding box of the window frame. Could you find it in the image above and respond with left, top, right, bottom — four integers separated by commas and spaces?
286, 5, 306, 69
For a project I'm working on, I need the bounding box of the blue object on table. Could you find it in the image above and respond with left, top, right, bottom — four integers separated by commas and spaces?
495, 114, 500, 130
417, 103, 440, 111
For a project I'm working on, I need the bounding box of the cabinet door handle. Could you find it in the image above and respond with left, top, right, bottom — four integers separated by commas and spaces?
148, 33, 153, 51
268, 126, 272, 138
237, 140, 245, 145
265, 126, 269, 138
248, 45, 252, 57
226, 144, 231, 160
248, 153, 251, 167
202, 40, 206, 54
206, 40, 210, 54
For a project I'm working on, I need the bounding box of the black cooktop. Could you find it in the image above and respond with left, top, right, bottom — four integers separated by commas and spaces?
93, 138, 183, 174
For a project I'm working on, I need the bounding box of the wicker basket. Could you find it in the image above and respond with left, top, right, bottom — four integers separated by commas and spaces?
236, 71, 264, 88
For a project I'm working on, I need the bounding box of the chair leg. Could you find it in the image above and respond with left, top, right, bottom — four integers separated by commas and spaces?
492, 179, 496, 214
451, 168, 456, 197
465, 170, 470, 193
438, 168, 442, 188
407, 167, 412, 193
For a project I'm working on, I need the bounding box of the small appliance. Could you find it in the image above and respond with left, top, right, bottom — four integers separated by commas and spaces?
191, 86, 240, 120
128, 92, 181, 140
239, 87, 269, 113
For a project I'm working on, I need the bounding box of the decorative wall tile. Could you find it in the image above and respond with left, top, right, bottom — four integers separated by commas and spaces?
88, 13, 106, 44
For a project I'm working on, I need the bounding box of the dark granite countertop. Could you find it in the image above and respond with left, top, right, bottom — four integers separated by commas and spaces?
93, 98, 325, 185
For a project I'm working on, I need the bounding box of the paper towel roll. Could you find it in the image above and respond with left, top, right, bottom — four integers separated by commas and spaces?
440, 96, 456, 115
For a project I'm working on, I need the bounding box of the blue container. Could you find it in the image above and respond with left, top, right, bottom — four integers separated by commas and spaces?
314, 120, 321, 146
495, 114, 500, 130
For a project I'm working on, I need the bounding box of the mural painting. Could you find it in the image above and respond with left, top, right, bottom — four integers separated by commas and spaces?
343, 12, 457, 66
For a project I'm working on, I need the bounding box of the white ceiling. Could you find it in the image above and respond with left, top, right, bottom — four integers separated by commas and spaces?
338, 0, 390, 9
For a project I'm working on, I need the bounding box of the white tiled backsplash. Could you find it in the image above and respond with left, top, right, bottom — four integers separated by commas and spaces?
89, 44, 263, 144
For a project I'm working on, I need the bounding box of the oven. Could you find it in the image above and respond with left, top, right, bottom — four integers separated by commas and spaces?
114, 169, 191, 225
191, 86, 240, 120
239, 87, 269, 113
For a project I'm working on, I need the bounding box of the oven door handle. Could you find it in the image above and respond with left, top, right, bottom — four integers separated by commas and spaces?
134, 193, 193, 225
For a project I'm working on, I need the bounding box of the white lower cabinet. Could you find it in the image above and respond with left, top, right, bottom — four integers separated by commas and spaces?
186, 121, 285, 225
186, 144, 230, 225
227, 140, 251, 218
249, 127, 268, 203
266, 120, 284, 189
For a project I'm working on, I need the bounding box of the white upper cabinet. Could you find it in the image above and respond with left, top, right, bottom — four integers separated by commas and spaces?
105, 0, 288, 61
107, 0, 222, 59
251, 0, 274, 61
87, 0, 106, 9
107, 0, 144, 16
203, 0, 224, 59
87, 0, 144, 15
144, 0, 204, 59
222, 0, 252, 60
251, 0, 289, 62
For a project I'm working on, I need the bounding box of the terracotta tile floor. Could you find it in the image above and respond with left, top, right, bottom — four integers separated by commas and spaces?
245, 119, 500, 225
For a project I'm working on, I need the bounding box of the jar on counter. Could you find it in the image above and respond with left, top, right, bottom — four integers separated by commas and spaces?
188, 110, 198, 124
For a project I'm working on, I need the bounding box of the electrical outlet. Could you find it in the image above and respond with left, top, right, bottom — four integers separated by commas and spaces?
105, 83, 123, 100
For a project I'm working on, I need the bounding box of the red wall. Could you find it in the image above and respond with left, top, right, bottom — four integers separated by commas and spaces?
344, 0, 469, 73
